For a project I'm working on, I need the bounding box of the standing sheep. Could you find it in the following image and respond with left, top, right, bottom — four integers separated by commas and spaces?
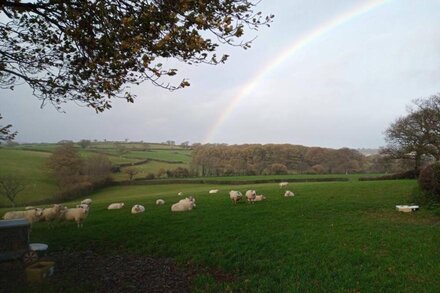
229, 190, 243, 204
156, 199, 165, 205
42, 204, 64, 223
279, 182, 289, 188
63, 207, 88, 228
3, 209, 43, 225
245, 190, 257, 203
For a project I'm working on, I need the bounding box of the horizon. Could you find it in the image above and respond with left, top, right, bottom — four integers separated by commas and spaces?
1, 0, 439, 149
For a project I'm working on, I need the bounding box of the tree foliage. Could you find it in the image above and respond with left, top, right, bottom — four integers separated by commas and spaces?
382, 94, 440, 171
0, 0, 273, 111
0, 114, 17, 142
191, 144, 365, 176
47, 143, 112, 199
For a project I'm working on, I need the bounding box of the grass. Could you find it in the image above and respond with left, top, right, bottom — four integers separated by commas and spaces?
114, 161, 189, 181
123, 149, 192, 162
0, 149, 57, 206
4, 179, 438, 292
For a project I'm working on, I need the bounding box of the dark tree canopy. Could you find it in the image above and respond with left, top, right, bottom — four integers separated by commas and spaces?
382, 94, 440, 171
0, 114, 17, 142
0, 0, 273, 112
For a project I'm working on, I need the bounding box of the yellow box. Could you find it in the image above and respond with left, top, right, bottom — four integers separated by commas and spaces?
26, 260, 55, 283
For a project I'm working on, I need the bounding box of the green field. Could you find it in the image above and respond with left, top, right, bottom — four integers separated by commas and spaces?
124, 149, 192, 162
2, 179, 439, 291
0, 143, 192, 206
0, 149, 57, 206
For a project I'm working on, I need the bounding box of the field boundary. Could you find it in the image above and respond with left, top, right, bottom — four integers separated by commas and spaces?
115, 177, 349, 186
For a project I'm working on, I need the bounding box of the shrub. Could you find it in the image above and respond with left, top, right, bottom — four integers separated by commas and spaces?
417, 163, 440, 203
359, 170, 419, 181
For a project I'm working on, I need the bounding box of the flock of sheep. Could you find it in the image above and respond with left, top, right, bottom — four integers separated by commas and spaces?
2, 182, 295, 228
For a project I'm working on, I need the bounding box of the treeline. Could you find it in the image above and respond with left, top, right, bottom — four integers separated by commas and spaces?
47, 144, 113, 200
191, 144, 391, 176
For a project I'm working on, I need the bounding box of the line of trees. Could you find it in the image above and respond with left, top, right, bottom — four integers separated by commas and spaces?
47, 143, 113, 200
190, 144, 367, 176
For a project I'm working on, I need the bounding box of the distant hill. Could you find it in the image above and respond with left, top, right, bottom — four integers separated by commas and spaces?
357, 148, 380, 156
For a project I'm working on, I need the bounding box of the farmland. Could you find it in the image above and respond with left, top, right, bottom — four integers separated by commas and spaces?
0, 142, 439, 291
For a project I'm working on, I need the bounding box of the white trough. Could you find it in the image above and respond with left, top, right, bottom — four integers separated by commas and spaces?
395, 205, 419, 213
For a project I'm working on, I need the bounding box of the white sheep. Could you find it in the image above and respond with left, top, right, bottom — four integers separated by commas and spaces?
284, 190, 295, 197
76, 203, 90, 211
178, 196, 196, 207
171, 198, 195, 212
245, 190, 257, 203
3, 208, 44, 225
279, 182, 289, 188
254, 195, 267, 202
229, 190, 243, 204
156, 199, 165, 205
107, 203, 125, 210
177, 192, 183, 196
81, 198, 92, 205
131, 204, 145, 214
63, 207, 88, 228
42, 204, 64, 222
209, 189, 219, 194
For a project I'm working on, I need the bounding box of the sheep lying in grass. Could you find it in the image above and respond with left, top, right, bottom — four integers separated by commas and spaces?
229, 190, 243, 204
279, 182, 289, 188
131, 205, 145, 214
254, 195, 267, 202
284, 190, 295, 197
81, 198, 92, 205
107, 203, 125, 210
178, 192, 183, 196
171, 197, 196, 212
209, 189, 219, 194
245, 190, 256, 203
63, 207, 88, 228
3, 208, 43, 224
156, 199, 165, 205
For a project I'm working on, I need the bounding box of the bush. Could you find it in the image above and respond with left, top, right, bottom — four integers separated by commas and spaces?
359, 170, 419, 181
417, 163, 440, 203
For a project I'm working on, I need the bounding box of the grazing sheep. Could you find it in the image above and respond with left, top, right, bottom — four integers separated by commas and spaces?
3, 209, 43, 224
156, 199, 165, 205
254, 195, 266, 202
178, 192, 183, 196
245, 190, 257, 203
209, 189, 219, 194
229, 190, 243, 204
42, 204, 64, 222
284, 190, 295, 197
279, 182, 289, 188
171, 198, 195, 212
107, 203, 125, 210
131, 204, 145, 214
81, 198, 92, 205
63, 207, 88, 228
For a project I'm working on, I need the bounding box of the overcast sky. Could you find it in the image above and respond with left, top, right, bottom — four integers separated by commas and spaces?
1, 0, 439, 148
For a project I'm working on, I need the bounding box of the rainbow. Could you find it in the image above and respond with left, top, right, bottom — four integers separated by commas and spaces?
203, 0, 390, 143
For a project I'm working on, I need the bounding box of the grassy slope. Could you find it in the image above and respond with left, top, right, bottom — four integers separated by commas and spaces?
124, 149, 192, 162
10, 179, 439, 292
0, 149, 57, 206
